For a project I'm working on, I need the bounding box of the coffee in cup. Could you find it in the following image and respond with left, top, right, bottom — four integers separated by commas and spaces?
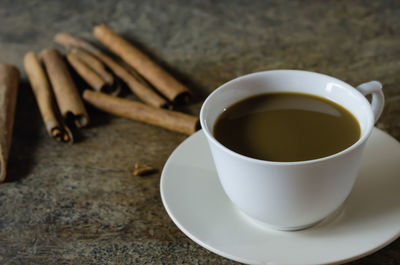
213, 92, 361, 162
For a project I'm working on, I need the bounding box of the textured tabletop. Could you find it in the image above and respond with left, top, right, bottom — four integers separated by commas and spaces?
0, 0, 399, 264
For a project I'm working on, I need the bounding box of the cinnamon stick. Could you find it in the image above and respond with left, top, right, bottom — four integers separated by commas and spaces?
40, 49, 89, 128
54, 33, 168, 108
70, 47, 114, 86
0, 64, 19, 182
97, 53, 169, 108
24, 52, 73, 143
93, 25, 190, 104
54, 32, 100, 55
83, 90, 199, 135
67, 49, 120, 95
66, 52, 106, 92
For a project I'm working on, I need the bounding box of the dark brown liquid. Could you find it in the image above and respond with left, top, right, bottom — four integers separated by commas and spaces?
213, 92, 361, 162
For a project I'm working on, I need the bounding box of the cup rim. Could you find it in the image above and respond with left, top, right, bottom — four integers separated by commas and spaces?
199, 69, 375, 166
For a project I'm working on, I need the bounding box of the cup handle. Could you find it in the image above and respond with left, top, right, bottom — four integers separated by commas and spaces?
356, 81, 385, 123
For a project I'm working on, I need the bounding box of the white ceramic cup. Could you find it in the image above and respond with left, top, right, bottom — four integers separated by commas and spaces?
200, 70, 384, 231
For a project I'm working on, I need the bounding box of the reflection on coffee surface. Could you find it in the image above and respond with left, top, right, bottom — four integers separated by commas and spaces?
213, 92, 361, 162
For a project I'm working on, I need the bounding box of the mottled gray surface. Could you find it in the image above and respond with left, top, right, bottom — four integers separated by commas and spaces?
0, 0, 399, 264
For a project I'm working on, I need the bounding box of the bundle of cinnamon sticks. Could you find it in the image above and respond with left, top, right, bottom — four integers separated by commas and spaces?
24, 24, 199, 142
24, 49, 88, 144
0, 25, 199, 182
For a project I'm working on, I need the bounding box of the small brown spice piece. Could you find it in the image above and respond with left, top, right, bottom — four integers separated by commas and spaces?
133, 163, 157, 176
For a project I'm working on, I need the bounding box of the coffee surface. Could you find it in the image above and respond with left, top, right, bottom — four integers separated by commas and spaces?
213, 92, 360, 162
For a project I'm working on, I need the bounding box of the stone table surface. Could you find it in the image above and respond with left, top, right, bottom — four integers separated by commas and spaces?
0, 0, 399, 264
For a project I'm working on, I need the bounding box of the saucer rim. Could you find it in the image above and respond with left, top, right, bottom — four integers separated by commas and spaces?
160, 128, 400, 265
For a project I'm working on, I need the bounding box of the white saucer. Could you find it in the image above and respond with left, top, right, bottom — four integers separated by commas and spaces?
160, 128, 400, 265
